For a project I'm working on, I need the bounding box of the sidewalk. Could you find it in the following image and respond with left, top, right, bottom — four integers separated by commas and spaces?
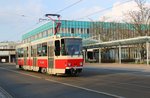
85, 63, 150, 72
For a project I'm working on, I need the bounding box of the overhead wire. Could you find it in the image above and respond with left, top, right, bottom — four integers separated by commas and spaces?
55, 0, 83, 13
76, 0, 133, 20
5, 0, 133, 41
26, 0, 84, 32
24, 0, 84, 30
6, 0, 84, 42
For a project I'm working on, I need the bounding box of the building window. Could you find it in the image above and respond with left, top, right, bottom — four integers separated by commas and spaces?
68, 28, 71, 33
71, 28, 74, 33
87, 28, 89, 34
46, 30, 48, 36
39, 33, 42, 38
10, 46, 14, 49
81, 28, 83, 34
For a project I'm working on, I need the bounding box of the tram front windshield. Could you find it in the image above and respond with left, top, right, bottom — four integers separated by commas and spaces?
61, 38, 82, 56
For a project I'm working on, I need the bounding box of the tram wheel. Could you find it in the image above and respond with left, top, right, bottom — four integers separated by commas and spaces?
19, 65, 22, 69
70, 68, 78, 76
41, 68, 47, 74
19, 65, 23, 69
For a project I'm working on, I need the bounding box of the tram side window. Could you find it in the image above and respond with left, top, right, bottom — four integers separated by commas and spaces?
24, 47, 28, 57
37, 44, 42, 56
31, 46, 34, 57
61, 39, 66, 55
55, 40, 60, 56
42, 43, 47, 56
17, 48, 23, 57
37, 43, 47, 56
31, 45, 37, 57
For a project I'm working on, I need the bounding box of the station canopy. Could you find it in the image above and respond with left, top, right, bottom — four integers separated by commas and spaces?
83, 36, 150, 49
82, 37, 100, 46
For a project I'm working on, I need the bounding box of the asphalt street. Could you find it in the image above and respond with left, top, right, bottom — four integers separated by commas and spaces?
0, 63, 150, 98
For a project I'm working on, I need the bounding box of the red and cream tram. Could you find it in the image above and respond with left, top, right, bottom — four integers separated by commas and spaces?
16, 14, 83, 76
16, 35, 83, 76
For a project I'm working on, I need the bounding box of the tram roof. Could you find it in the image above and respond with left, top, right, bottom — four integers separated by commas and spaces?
83, 36, 150, 49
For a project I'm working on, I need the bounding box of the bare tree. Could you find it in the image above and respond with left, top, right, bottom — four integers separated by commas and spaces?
124, 0, 150, 63
125, 0, 150, 36
91, 0, 150, 63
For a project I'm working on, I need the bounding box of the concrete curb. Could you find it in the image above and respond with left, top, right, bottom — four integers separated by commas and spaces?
85, 63, 150, 72
0, 87, 13, 98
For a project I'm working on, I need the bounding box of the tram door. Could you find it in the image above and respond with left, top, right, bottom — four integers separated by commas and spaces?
16, 49, 18, 65
32, 45, 37, 66
48, 41, 54, 71
23, 47, 28, 65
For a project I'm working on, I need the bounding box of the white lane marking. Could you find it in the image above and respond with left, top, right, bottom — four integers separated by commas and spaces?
0, 67, 124, 98
0, 86, 13, 98
45, 78, 124, 98
143, 75, 150, 77
0, 67, 41, 79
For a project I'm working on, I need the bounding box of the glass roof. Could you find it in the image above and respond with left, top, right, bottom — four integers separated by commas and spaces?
83, 36, 150, 49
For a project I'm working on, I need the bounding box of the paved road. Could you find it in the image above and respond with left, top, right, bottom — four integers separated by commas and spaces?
0, 63, 150, 98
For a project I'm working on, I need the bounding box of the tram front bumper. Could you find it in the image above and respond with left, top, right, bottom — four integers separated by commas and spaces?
65, 66, 83, 74
66, 66, 83, 69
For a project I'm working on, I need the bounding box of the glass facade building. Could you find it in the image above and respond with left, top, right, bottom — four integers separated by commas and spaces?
22, 20, 150, 63
22, 20, 91, 43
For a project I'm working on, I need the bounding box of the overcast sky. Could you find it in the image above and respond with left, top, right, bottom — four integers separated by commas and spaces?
0, 0, 149, 42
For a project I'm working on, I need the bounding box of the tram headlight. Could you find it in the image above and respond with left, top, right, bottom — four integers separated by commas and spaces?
65, 63, 67, 67
68, 63, 71, 67
80, 62, 83, 66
